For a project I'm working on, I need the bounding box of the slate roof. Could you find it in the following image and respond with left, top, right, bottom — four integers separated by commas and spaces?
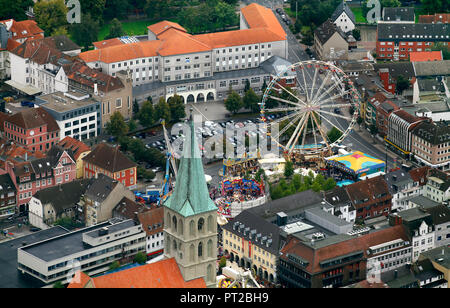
423, 204, 450, 226
384, 168, 413, 195
249, 189, 323, 220
32, 179, 91, 215
323, 186, 353, 209
82, 143, 136, 173
331, 1, 356, 25
377, 23, 449, 41
222, 209, 283, 255
113, 197, 149, 222
314, 19, 348, 45
374, 62, 415, 80
83, 173, 118, 203
411, 120, 450, 145
382, 7, 415, 22
413, 60, 450, 77
0, 173, 16, 194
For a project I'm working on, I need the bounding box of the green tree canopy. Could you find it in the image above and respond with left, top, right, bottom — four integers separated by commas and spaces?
167, 95, 186, 123
133, 252, 147, 264
284, 160, 294, 178
225, 91, 243, 114
327, 127, 343, 143
396, 75, 410, 94
106, 111, 129, 137
0, 0, 34, 21
69, 13, 100, 50
139, 100, 155, 128
155, 97, 171, 123
34, 0, 68, 36
105, 18, 125, 39
243, 88, 260, 113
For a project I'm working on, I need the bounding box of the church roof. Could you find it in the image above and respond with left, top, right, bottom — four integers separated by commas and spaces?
163, 118, 216, 217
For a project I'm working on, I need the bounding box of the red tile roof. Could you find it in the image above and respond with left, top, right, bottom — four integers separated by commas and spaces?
67, 271, 91, 288
409, 51, 443, 62
345, 175, 391, 207
93, 38, 124, 50
240, 3, 286, 39
418, 13, 450, 24
81, 3, 285, 63
408, 166, 431, 186
82, 143, 136, 173
6, 107, 59, 132
57, 136, 90, 160
147, 21, 187, 37
0, 19, 44, 41
138, 206, 164, 236
69, 258, 206, 288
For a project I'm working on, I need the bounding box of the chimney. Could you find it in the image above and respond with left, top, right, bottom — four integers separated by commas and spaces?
94, 83, 98, 95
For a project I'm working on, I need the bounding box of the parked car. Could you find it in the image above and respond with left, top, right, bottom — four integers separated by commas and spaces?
21, 101, 34, 108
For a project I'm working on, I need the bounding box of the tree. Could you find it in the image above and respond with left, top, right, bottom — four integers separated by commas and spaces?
420, 0, 448, 14
104, 0, 130, 20
292, 174, 302, 191
327, 127, 343, 143
323, 177, 336, 191
106, 111, 129, 137
224, 91, 243, 114
109, 261, 120, 270
132, 99, 140, 117
352, 29, 361, 41
34, 0, 68, 36
284, 161, 294, 178
311, 181, 322, 192
167, 95, 186, 123
139, 100, 155, 128
219, 256, 227, 268
243, 88, 260, 113
244, 79, 251, 93
69, 13, 99, 50
133, 251, 147, 264
155, 97, 171, 123
53, 281, 65, 288
128, 119, 137, 132
105, 18, 125, 39
0, 0, 34, 21
80, 0, 106, 25
396, 75, 410, 94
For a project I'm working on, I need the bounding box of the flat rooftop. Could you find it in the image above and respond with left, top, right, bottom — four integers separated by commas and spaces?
37, 91, 98, 113
0, 226, 69, 288
20, 219, 136, 262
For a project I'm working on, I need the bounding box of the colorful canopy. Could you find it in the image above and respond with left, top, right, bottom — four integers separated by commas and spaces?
325, 151, 385, 176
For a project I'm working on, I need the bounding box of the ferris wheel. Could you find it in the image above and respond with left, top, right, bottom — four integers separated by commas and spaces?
260, 60, 361, 156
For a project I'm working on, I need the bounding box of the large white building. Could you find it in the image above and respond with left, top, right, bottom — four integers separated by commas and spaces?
7, 36, 81, 96
17, 219, 147, 284
79, 3, 288, 102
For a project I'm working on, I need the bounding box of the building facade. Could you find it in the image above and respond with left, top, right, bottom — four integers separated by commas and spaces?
82, 143, 137, 190
376, 23, 449, 61
3, 107, 60, 152
35, 90, 101, 141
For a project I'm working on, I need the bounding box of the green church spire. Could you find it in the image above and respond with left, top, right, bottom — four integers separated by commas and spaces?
163, 116, 217, 217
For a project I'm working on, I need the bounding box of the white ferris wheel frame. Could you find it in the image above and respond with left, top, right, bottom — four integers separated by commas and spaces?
259, 60, 361, 156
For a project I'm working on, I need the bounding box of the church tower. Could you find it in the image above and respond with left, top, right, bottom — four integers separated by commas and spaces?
163, 116, 218, 288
